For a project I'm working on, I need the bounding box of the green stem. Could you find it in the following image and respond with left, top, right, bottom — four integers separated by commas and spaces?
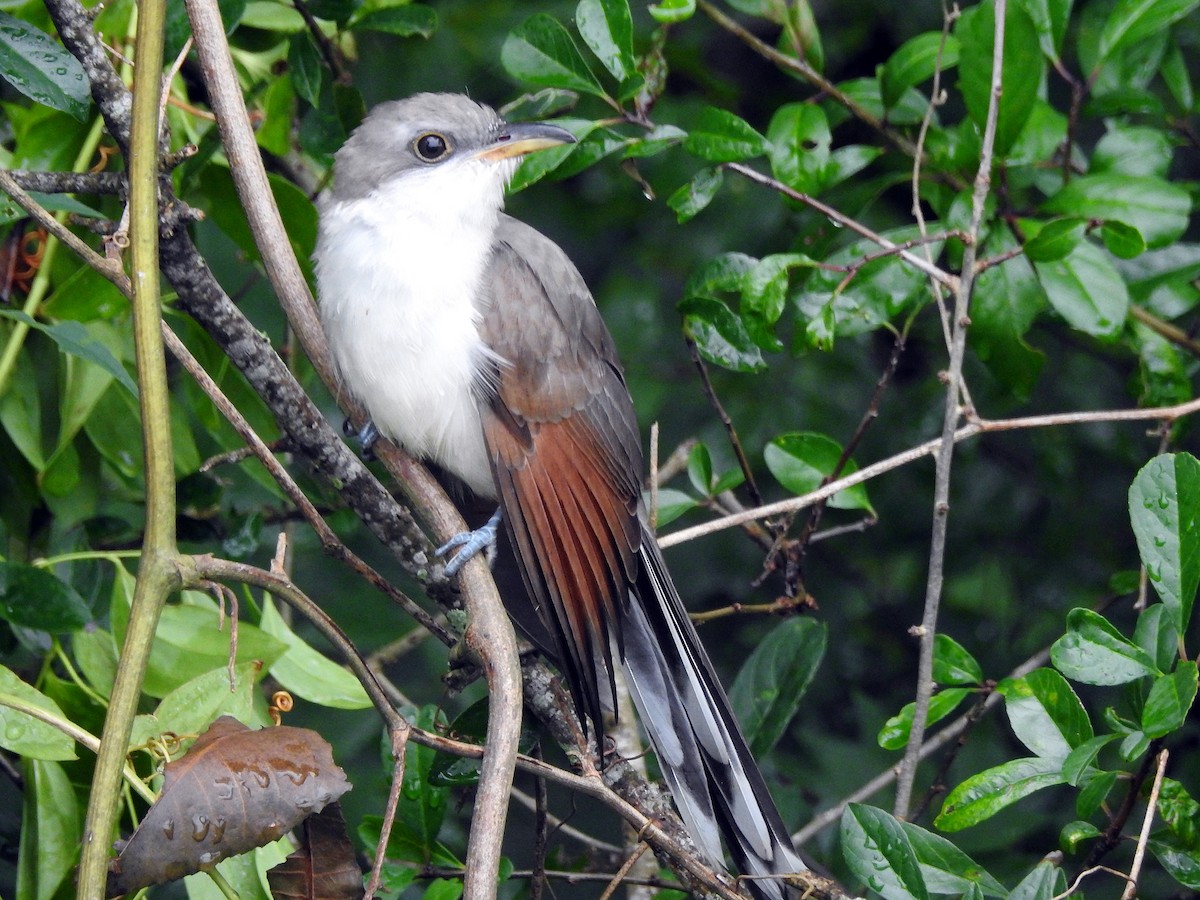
0, 116, 104, 397
75, 0, 179, 893
0, 692, 155, 803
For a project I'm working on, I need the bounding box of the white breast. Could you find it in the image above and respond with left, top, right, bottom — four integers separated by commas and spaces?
315, 162, 508, 499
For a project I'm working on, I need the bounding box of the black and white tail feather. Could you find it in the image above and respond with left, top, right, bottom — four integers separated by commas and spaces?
623, 518, 806, 900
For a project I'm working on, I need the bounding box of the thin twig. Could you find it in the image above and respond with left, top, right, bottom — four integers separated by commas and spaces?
684, 334, 763, 507
660, 393, 1200, 549
1120, 748, 1169, 900
696, 0, 932, 167
895, 0, 1006, 818
724, 163, 958, 290
793, 647, 1049, 846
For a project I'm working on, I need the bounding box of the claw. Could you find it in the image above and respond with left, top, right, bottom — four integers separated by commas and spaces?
437, 508, 502, 576
343, 418, 380, 459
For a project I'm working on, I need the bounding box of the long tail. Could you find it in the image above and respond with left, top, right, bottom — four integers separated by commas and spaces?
620, 520, 805, 900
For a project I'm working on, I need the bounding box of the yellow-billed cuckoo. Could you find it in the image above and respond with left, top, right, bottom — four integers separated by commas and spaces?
315, 93, 804, 898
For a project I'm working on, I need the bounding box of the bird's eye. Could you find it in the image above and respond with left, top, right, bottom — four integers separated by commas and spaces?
414, 132, 450, 161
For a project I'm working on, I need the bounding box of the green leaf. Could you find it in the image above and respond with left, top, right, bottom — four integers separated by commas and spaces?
287, 33, 323, 107
349, 5, 437, 37
1120, 729, 1151, 761
878, 688, 971, 751
1095, 0, 1200, 66
1129, 453, 1200, 633
1157, 777, 1200, 847
1142, 661, 1198, 738
1033, 241, 1129, 339
932, 634, 983, 685
16, 759, 80, 900
1134, 603, 1179, 674
239, 0, 307, 31
624, 123, 687, 159
1100, 220, 1146, 259
135, 662, 266, 747
260, 596, 372, 709
502, 14, 604, 97
0, 311, 137, 397
575, 0, 634, 82
1023, 218, 1087, 262
0, 10, 89, 120
683, 106, 768, 164
111, 594, 288, 698
797, 230, 936, 343
956, 1, 1044, 156
1059, 819, 1102, 852
422, 879, 464, 900
395, 705, 451, 856
0, 562, 90, 632
1061, 734, 1119, 786
686, 443, 714, 495
999, 668, 1092, 760
936, 757, 1065, 831
1151, 834, 1200, 890
0, 666, 76, 761
1005, 859, 1066, 899
1161, 38, 1194, 111
899, 821, 1007, 897
651, 488, 699, 527
686, 252, 756, 298
647, 0, 695, 23
1051, 607, 1161, 685
72, 627, 117, 698
970, 233, 1044, 397
743, 253, 814, 351
1013, 0, 1071, 59
764, 432, 874, 512
729, 618, 825, 756
881, 32, 960, 109
1092, 125, 1174, 178
824, 144, 883, 186
766, 103, 830, 194
668, 167, 723, 222
1043, 174, 1190, 250
1076, 769, 1119, 817
679, 295, 765, 373
840, 804, 930, 900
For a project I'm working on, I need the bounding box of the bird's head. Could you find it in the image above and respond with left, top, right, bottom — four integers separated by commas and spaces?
329, 93, 576, 207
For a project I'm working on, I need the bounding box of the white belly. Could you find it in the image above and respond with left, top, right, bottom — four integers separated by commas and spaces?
315, 173, 505, 499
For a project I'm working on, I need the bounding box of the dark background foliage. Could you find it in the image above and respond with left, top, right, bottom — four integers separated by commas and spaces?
1, 0, 1199, 897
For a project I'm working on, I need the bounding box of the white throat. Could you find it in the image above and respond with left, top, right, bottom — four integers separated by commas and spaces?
315, 157, 514, 498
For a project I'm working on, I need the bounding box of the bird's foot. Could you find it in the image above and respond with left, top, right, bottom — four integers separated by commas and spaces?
343, 417, 380, 459
437, 508, 502, 576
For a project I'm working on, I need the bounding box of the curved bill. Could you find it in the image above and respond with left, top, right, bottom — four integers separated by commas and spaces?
475, 121, 577, 161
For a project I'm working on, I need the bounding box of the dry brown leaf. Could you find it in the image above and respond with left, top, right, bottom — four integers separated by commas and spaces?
107, 715, 351, 896
267, 803, 362, 900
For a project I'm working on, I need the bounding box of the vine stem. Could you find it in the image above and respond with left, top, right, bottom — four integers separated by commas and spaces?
894, 0, 1008, 819
75, 0, 179, 893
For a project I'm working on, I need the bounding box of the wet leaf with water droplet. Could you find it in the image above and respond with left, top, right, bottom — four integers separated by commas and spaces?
841, 804, 931, 899
106, 716, 351, 896
0, 10, 90, 120
0, 664, 76, 761
1128, 453, 1200, 634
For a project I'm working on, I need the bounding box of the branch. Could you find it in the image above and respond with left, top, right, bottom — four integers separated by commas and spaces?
660, 396, 1200, 549
723, 162, 958, 290
696, 0, 937, 169
74, 0, 179, 888
896, 0, 1006, 817
183, 3, 522, 893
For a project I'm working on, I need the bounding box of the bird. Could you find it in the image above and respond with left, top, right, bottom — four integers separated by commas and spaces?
315, 92, 805, 899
